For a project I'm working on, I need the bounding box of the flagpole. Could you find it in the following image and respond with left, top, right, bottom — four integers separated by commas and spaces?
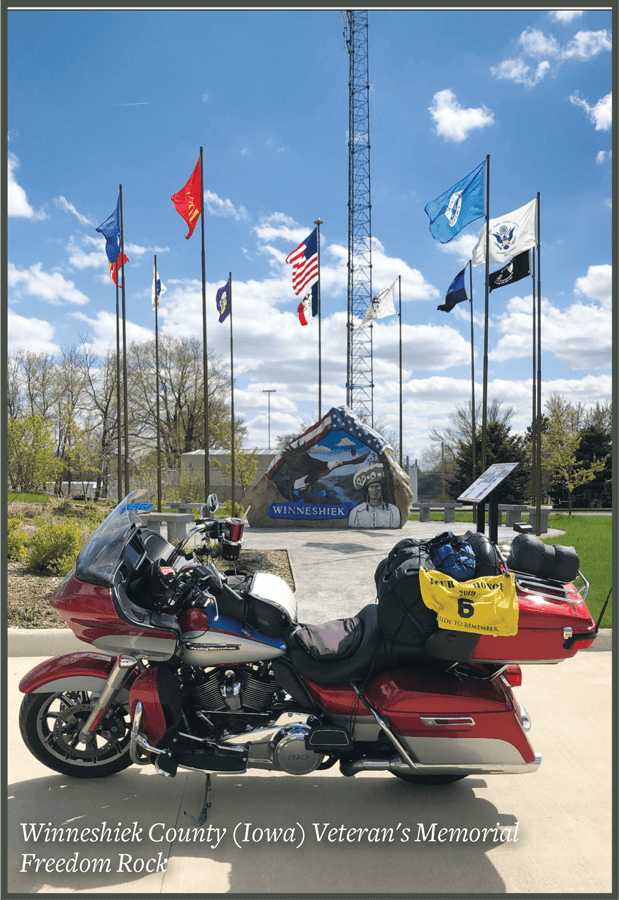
314, 217, 323, 419
478, 154, 490, 533
200, 147, 210, 502
119, 184, 130, 494
228, 273, 236, 516
398, 275, 403, 468
531, 247, 537, 512
154, 255, 162, 512
536, 193, 542, 535
115, 274, 123, 500
469, 260, 476, 481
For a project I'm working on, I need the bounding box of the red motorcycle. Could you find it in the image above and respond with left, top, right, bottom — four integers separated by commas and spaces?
19, 491, 602, 819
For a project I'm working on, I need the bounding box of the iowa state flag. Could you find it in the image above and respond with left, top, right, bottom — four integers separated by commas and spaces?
297, 284, 318, 325
171, 159, 202, 239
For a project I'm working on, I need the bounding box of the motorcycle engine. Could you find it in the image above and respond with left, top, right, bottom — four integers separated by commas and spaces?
181, 664, 279, 715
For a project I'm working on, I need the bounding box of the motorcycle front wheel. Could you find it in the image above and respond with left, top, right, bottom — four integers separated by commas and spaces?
393, 771, 468, 785
19, 691, 133, 779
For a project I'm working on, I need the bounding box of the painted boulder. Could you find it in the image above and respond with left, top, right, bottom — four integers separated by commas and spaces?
244, 407, 413, 529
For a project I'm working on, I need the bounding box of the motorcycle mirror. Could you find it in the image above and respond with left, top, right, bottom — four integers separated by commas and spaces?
204, 494, 219, 515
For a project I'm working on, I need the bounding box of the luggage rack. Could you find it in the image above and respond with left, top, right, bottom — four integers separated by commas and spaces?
511, 570, 589, 605
494, 543, 589, 605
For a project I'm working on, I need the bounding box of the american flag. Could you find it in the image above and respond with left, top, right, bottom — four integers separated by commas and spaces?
267, 406, 388, 479
286, 228, 318, 297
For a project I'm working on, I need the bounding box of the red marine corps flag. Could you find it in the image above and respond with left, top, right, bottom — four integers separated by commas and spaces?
171, 159, 202, 239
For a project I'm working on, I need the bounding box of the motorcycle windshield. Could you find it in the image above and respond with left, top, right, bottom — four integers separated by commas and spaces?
75, 490, 154, 587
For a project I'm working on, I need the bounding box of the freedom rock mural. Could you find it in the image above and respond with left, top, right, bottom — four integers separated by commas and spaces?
243, 407, 413, 529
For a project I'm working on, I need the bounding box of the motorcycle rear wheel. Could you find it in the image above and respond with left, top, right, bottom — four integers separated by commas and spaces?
19, 691, 133, 779
393, 771, 468, 785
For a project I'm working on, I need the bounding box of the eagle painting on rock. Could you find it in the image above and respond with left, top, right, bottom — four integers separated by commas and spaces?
276, 445, 371, 503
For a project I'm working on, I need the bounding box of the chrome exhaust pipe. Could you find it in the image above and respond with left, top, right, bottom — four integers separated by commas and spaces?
340, 753, 543, 777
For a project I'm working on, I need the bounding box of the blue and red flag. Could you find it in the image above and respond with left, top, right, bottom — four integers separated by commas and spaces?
109, 253, 129, 286
96, 198, 121, 263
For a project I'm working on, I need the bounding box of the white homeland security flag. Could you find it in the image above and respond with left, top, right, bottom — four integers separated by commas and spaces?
361, 279, 398, 325
472, 198, 538, 266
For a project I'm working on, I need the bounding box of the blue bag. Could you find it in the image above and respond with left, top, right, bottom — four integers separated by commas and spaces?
427, 531, 476, 582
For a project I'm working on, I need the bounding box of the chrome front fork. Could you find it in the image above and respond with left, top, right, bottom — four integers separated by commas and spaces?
78, 655, 139, 744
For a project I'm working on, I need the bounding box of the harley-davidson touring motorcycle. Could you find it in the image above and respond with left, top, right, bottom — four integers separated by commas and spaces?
19, 490, 603, 818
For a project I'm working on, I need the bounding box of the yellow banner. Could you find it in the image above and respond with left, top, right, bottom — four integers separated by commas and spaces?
419, 568, 519, 637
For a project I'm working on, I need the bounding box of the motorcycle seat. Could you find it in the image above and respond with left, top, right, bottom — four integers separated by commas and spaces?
286, 605, 381, 685
292, 615, 364, 660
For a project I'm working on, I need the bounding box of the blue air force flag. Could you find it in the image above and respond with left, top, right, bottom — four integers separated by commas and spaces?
438, 268, 468, 312
424, 160, 486, 244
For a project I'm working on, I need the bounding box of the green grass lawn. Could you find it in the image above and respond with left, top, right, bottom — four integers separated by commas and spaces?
408, 509, 612, 627
544, 515, 612, 628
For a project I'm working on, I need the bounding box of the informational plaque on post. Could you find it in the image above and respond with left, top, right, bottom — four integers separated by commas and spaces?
458, 462, 519, 503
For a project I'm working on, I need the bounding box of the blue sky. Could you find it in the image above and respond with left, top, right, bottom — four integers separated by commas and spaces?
7, 7, 613, 461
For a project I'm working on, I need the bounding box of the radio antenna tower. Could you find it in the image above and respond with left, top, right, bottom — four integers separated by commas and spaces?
343, 10, 373, 423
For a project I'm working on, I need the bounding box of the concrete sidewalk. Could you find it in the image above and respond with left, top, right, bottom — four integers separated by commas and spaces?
6, 521, 614, 895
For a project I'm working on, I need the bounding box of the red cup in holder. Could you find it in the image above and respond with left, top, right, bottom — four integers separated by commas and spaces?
225, 517, 245, 542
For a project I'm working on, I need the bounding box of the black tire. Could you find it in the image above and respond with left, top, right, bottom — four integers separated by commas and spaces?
19, 691, 133, 779
392, 771, 468, 785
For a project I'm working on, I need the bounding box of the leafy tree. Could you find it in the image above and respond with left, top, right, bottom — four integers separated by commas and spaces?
431, 400, 528, 502
128, 335, 233, 460
450, 419, 530, 504
542, 394, 610, 514
7, 415, 62, 492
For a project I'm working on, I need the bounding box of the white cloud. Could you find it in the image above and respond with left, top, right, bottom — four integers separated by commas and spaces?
72, 309, 154, 357
595, 150, 611, 164
519, 28, 560, 58
7, 310, 60, 355
7, 153, 46, 220
436, 233, 479, 264
253, 212, 308, 245
490, 58, 550, 88
55, 196, 95, 226
428, 89, 494, 143
570, 91, 612, 131
204, 189, 248, 220
66, 235, 108, 270
550, 10, 583, 23
8, 262, 89, 306
562, 30, 612, 59
490, 271, 612, 370
574, 264, 612, 307
491, 27, 611, 87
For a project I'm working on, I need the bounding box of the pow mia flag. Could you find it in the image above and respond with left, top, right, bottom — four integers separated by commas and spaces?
489, 250, 531, 292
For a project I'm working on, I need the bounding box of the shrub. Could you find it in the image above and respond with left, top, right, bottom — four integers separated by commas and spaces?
7, 517, 29, 561
216, 500, 246, 518
27, 522, 82, 576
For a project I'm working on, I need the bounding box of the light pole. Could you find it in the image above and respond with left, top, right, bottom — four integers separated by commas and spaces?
262, 389, 276, 449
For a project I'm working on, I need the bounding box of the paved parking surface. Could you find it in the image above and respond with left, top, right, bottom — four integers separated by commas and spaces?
6, 519, 614, 896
